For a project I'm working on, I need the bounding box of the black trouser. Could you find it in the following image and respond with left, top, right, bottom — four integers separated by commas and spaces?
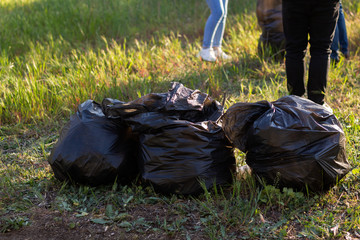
282, 0, 339, 104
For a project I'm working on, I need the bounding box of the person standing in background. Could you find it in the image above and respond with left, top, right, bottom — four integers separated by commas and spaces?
331, 1, 349, 64
282, 0, 340, 105
256, 0, 285, 61
198, 0, 232, 62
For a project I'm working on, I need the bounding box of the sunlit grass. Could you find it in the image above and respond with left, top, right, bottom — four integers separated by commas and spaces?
1, 0, 360, 238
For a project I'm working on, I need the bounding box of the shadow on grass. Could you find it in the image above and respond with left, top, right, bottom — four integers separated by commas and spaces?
0, 0, 282, 124
0, 0, 255, 57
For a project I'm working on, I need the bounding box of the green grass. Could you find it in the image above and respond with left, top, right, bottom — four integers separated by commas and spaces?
1, 0, 360, 239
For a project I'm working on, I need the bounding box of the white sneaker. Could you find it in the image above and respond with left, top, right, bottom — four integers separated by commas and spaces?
214, 48, 232, 61
198, 48, 217, 62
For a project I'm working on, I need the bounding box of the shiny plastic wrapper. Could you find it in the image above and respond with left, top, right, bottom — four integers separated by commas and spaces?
222, 95, 351, 192
103, 82, 235, 195
48, 100, 139, 186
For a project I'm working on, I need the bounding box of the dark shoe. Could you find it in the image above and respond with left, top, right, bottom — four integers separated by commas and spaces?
343, 52, 350, 59
308, 92, 325, 105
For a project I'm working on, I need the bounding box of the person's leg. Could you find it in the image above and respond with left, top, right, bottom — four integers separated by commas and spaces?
308, 1, 339, 105
212, 0, 231, 60
337, 3, 349, 56
212, 0, 228, 48
203, 0, 225, 48
330, 24, 340, 61
282, 0, 309, 97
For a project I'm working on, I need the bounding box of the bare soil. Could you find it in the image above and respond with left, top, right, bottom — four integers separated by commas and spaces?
0, 205, 206, 240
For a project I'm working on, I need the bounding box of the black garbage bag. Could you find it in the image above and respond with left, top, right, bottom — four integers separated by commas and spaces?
103, 82, 235, 195
222, 95, 351, 192
256, 0, 285, 60
103, 81, 223, 123
48, 100, 139, 186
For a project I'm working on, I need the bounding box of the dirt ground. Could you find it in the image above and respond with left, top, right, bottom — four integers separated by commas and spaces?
0, 206, 206, 240
1, 208, 116, 240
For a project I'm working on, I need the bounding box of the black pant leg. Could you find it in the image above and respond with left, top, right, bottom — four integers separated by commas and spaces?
282, 1, 310, 97
307, 1, 339, 104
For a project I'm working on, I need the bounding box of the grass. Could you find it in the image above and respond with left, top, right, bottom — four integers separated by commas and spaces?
1, 0, 360, 239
